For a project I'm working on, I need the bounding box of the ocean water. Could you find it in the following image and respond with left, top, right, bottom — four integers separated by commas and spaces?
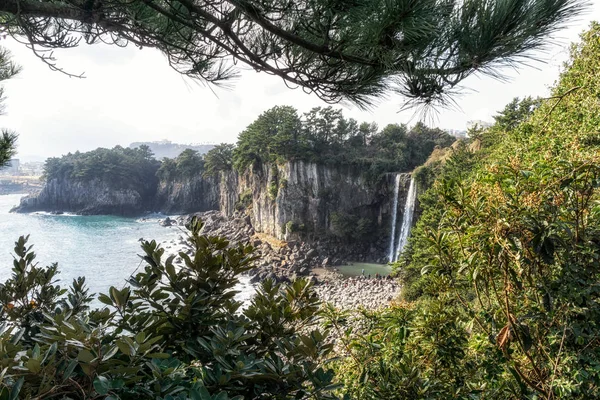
0, 194, 254, 303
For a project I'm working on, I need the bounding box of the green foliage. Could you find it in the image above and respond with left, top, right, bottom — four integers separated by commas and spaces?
0, 220, 340, 399
234, 189, 252, 212
175, 148, 204, 178
267, 165, 280, 200
0, 130, 18, 168
157, 148, 205, 181
285, 220, 305, 234
204, 143, 234, 176
0, 0, 585, 109
493, 96, 542, 131
43, 145, 160, 196
332, 23, 600, 399
330, 212, 375, 242
234, 106, 455, 180
233, 106, 303, 171
268, 180, 279, 200
0, 47, 20, 167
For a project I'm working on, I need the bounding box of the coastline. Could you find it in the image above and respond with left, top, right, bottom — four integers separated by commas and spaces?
159, 215, 402, 311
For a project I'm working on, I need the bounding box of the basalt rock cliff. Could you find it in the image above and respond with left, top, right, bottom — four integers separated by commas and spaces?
219, 161, 413, 243
12, 178, 150, 216
13, 161, 417, 263
154, 175, 220, 214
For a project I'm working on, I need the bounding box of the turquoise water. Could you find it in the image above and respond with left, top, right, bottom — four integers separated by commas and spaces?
337, 262, 391, 277
0, 194, 182, 297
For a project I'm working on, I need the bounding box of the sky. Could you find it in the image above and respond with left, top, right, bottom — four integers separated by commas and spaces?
0, 3, 599, 161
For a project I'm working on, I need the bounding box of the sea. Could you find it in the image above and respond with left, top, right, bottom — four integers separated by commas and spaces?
0, 193, 255, 305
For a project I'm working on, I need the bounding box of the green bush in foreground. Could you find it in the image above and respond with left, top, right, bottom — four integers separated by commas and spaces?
0, 218, 339, 399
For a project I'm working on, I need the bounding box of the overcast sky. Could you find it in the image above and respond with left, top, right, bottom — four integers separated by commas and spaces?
0, 4, 598, 161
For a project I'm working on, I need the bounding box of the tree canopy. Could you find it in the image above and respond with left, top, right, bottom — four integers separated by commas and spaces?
203, 143, 235, 176
43, 145, 160, 195
0, 0, 586, 108
156, 148, 205, 181
493, 96, 542, 131
231, 105, 455, 179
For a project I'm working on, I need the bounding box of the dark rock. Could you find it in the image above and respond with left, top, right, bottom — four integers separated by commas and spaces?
160, 217, 174, 227
306, 249, 318, 259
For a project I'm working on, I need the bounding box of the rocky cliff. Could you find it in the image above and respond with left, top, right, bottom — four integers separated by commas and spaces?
12, 178, 149, 215
155, 175, 220, 214
219, 161, 413, 244
12, 161, 417, 262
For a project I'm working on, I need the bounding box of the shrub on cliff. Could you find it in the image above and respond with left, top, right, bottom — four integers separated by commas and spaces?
0, 218, 339, 399
333, 24, 600, 399
330, 212, 375, 242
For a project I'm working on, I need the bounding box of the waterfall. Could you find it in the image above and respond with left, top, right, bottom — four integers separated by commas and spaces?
394, 177, 417, 262
387, 174, 401, 262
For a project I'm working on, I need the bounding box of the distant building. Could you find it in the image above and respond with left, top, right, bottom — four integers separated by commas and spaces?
447, 129, 468, 139
19, 161, 44, 177
466, 120, 493, 131
128, 141, 215, 160
0, 159, 19, 176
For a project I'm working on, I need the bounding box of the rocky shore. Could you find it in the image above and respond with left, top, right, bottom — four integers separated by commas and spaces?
313, 274, 400, 310
158, 210, 401, 310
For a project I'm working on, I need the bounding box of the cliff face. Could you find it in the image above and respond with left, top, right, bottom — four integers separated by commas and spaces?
219, 161, 412, 241
12, 178, 148, 215
12, 162, 416, 254
155, 175, 220, 214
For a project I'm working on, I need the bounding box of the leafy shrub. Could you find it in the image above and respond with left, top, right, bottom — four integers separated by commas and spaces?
285, 220, 305, 234
342, 23, 600, 400
330, 212, 374, 241
0, 219, 340, 399
268, 180, 279, 200
234, 188, 253, 211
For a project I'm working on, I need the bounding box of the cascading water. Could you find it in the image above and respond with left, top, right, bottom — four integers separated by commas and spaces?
387, 174, 401, 262
394, 177, 417, 261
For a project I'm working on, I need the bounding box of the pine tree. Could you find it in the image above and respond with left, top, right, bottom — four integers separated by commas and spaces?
0, 47, 20, 167
0, 0, 586, 108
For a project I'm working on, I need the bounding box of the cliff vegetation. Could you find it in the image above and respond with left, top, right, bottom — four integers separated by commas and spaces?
331, 23, 600, 399
42, 145, 160, 199
229, 105, 455, 181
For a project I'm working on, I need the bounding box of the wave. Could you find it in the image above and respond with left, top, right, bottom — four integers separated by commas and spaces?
33, 211, 80, 217
136, 212, 181, 223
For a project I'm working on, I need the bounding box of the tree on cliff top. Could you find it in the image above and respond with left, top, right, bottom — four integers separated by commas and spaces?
204, 143, 235, 176
0, 0, 586, 109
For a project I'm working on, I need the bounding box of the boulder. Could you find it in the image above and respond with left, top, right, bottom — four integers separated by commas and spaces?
160, 217, 174, 227
306, 249, 318, 259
